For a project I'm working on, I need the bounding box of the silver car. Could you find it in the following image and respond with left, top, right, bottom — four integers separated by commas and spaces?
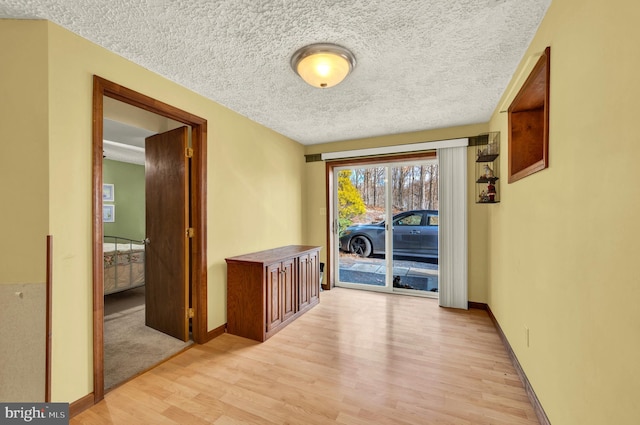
339, 210, 439, 258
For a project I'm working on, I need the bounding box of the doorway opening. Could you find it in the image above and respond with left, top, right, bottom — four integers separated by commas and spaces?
329, 153, 439, 297
92, 76, 207, 403
102, 109, 193, 390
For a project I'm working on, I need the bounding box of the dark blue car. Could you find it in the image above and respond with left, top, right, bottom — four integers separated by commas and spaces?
339, 210, 439, 258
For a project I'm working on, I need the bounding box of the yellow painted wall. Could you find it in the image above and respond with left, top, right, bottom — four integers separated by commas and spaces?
0, 21, 50, 400
0, 20, 49, 284
303, 123, 490, 303
0, 20, 306, 403
487, 0, 640, 423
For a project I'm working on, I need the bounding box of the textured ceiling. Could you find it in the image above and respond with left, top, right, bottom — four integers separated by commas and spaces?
0, 0, 551, 145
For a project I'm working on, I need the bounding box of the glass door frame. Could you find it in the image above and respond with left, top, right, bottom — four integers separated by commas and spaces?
333, 163, 392, 293
326, 152, 438, 298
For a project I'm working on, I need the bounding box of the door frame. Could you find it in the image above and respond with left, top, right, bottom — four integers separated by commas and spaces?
324, 152, 436, 290
331, 158, 438, 296
92, 76, 208, 402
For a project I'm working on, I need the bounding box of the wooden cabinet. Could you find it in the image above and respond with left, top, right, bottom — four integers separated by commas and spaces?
226, 245, 321, 342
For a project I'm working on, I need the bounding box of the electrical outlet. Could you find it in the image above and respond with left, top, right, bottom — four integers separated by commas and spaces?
524, 326, 530, 348
319, 207, 326, 216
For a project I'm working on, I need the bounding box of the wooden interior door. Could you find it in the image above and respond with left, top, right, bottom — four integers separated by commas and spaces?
145, 126, 190, 341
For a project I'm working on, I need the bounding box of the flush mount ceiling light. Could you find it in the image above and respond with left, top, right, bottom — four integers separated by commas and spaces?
291, 43, 356, 89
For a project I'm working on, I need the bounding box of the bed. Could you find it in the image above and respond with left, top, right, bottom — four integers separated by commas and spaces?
103, 236, 146, 295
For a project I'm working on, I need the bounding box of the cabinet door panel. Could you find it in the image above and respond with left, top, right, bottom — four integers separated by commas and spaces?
282, 258, 296, 321
309, 250, 319, 302
266, 263, 283, 331
299, 254, 310, 309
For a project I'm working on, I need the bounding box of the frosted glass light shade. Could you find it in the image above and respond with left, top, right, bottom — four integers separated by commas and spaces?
291, 43, 356, 88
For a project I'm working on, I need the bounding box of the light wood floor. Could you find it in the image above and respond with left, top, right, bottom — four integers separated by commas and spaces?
71, 288, 540, 425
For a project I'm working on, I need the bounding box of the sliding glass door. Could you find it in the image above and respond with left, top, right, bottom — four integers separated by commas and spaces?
336, 166, 388, 289
334, 158, 439, 297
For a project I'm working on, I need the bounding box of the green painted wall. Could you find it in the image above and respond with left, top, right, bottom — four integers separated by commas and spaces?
102, 159, 145, 241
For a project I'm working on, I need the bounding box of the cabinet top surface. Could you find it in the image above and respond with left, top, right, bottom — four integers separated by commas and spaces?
225, 245, 321, 264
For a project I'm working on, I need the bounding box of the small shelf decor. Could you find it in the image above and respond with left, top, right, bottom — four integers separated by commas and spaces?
472, 132, 500, 204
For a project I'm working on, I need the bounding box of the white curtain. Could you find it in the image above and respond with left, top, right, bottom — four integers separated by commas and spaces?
438, 144, 468, 309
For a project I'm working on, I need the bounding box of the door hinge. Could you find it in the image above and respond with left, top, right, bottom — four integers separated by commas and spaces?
188, 308, 194, 319
185, 147, 193, 158
186, 227, 194, 238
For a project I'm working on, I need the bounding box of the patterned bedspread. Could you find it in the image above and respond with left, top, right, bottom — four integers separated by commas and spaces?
104, 241, 145, 295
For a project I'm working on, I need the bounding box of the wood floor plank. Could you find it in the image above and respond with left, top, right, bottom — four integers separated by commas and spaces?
71, 288, 540, 425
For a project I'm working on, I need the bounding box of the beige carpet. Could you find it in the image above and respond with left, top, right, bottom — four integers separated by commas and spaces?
104, 305, 193, 390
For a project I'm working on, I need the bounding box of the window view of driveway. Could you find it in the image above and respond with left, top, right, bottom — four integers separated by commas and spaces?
335, 161, 439, 295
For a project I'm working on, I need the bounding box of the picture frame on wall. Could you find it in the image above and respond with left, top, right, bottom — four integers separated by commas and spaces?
103, 183, 115, 202
103, 205, 115, 223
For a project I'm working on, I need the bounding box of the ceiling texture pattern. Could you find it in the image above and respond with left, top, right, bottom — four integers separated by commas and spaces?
0, 0, 551, 145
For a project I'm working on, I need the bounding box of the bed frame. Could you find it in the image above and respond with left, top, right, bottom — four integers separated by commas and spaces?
103, 236, 145, 295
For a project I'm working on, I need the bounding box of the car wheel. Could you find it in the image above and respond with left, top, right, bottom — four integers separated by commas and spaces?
349, 236, 372, 257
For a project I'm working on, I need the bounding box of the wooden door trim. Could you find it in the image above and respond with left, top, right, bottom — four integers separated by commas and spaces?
92, 76, 208, 403
45, 235, 53, 402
